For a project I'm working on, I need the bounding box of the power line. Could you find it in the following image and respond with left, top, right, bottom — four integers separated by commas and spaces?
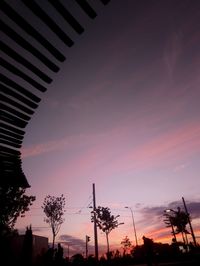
76, 195, 93, 214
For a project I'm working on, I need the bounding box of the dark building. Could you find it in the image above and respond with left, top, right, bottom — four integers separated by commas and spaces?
9, 234, 48, 265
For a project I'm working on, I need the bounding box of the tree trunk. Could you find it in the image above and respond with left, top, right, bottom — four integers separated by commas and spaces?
52, 233, 55, 250
106, 232, 110, 255
181, 231, 186, 245
185, 232, 189, 252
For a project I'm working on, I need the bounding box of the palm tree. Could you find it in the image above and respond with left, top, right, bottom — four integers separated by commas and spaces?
164, 207, 190, 245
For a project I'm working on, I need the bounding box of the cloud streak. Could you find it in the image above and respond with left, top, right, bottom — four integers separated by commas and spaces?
21, 118, 200, 178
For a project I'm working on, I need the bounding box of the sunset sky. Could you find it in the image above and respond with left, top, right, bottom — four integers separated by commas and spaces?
13, 0, 200, 256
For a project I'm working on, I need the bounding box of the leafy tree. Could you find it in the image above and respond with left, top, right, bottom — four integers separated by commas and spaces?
121, 236, 132, 256
42, 194, 66, 249
91, 206, 123, 255
0, 186, 35, 234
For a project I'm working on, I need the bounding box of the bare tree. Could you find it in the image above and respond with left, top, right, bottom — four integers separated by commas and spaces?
121, 236, 132, 256
91, 206, 123, 256
42, 194, 65, 249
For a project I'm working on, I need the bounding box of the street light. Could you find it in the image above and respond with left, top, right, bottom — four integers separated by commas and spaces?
165, 209, 174, 213
125, 206, 138, 246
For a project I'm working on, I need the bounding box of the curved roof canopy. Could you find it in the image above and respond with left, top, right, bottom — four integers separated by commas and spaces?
0, 0, 110, 188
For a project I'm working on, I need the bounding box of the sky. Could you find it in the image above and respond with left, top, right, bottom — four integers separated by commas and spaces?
11, 0, 200, 256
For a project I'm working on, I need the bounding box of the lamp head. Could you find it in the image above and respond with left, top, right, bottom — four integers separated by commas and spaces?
165, 209, 173, 213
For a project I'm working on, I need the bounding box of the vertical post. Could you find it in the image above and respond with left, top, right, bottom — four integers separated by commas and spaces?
93, 183, 99, 260
130, 208, 138, 246
182, 197, 197, 247
85, 235, 88, 259
67, 244, 69, 259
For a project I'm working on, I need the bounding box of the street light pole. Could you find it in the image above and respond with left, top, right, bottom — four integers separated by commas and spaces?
85, 235, 90, 259
125, 206, 138, 246
182, 197, 197, 247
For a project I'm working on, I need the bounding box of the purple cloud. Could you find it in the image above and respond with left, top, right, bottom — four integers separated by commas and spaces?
59, 234, 106, 257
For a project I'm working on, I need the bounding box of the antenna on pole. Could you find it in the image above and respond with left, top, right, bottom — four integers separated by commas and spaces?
92, 183, 99, 260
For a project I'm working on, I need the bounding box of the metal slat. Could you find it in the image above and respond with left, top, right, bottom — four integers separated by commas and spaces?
75, 0, 97, 19
1, 74, 41, 103
48, 0, 84, 34
1, 0, 66, 62
1, 41, 53, 83
0, 145, 21, 155
0, 139, 21, 149
0, 128, 24, 141
0, 134, 22, 145
0, 93, 35, 115
0, 123, 25, 136
1, 20, 60, 72
1, 58, 47, 92
0, 103, 31, 121
22, 0, 74, 47
1, 110, 28, 128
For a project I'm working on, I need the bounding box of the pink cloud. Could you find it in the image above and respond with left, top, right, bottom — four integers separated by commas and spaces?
21, 138, 69, 158
114, 121, 200, 171
22, 118, 200, 182
75, 120, 200, 176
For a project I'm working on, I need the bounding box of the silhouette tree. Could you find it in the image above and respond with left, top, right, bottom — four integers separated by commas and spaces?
91, 206, 123, 256
121, 236, 132, 256
42, 194, 65, 249
0, 185, 35, 234
164, 207, 190, 244
173, 208, 189, 233
71, 253, 84, 265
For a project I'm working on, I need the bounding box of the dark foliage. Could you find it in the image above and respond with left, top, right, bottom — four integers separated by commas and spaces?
0, 185, 35, 234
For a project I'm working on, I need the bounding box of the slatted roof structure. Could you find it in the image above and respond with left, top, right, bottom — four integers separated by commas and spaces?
0, 0, 110, 188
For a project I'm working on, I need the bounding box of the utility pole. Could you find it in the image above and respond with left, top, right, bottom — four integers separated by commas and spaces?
85, 235, 90, 259
67, 244, 69, 259
93, 183, 99, 260
182, 196, 197, 247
